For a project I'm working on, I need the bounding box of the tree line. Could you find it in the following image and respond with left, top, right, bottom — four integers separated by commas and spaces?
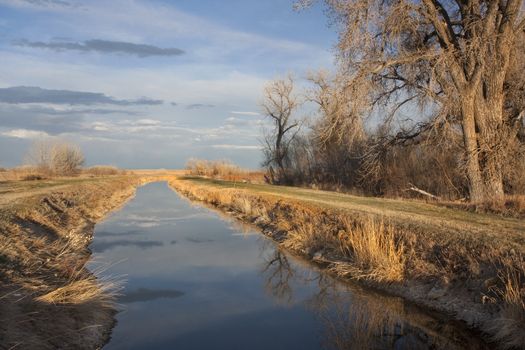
262, 0, 525, 205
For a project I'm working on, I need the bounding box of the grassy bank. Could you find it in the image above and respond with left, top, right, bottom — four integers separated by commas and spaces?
0, 175, 144, 349
169, 176, 525, 349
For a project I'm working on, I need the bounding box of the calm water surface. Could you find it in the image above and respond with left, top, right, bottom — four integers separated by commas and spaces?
90, 182, 483, 350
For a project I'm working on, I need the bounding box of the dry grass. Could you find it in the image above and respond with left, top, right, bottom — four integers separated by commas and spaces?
0, 175, 139, 349
0, 166, 51, 181
440, 194, 525, 219
336, 218, 405, 282
169, 175, 525, 349
490, 194, 525, 218
185, 158, 264, 183
489, 259, 525, 349
37, 275, 121, 306
83, 165, 127, 176
0, 165, 127, 183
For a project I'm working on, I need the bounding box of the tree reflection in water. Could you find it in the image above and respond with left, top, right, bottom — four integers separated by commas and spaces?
260, 246, 480, 350
262, 249, 295, 304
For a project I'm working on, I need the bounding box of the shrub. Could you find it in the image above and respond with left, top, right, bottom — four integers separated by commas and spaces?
50, 143, 84, 176
21, 174, 45, 181
84, 166, 125, 176
185, 158, 263, 182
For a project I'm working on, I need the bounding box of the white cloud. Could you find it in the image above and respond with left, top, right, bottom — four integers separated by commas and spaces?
0, 52, 266, 106
0, 0, 334, 168
0, 0, 80, 11
73, 0, 323, 57
2, 128, 49, 139
91, 121, 110, 131
212, 144, 261, 150
134, 119, 162, 126
230, 111, 260, 116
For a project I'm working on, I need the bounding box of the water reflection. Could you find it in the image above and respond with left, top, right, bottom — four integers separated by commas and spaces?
91, 182, 486, 350
185, 237, 215, 243
90, 239, 164, 253
96, 229, 144, 237
119, 288, 185, 303
262, 250, 295, 304
260, 247, 484, 350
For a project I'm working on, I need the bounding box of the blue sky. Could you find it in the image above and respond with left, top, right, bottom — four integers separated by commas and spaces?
0, 0, 336, 168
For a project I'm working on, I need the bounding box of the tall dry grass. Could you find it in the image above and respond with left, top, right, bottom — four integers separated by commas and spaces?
489, 259, 525, 349
336, 219, 405, 282
37, 275, 121, 306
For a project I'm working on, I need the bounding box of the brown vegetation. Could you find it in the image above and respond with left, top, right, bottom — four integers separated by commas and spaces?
25, 139, 85, 176
261, 1, 525, 208
0, 140, 125, 182
0, 166, 50, 182
170, 176, 525, 349
83, 165, 128, 176
185, 158, 264, 182
0, 175, 141, 349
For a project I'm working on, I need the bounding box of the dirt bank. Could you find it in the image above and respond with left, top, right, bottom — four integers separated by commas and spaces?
169, 177, 525, 350
0, 176, 145, 349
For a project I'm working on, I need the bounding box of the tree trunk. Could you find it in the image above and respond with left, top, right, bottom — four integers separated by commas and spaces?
461, 97, 487, 203
475, 103, 506, 204
474, 68, 508, 204
275, 128, 287, 183
460, 86, 507, 204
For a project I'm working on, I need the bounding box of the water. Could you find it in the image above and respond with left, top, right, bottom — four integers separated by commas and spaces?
90, 182, 483, 350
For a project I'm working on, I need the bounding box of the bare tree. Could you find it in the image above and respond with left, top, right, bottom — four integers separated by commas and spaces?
51, 142, 84, 176
25, 139, 53, 172
307, 70, 366, 186
307, 70, 365, 148
261, 76, 300, 183
299, 0, 525, 203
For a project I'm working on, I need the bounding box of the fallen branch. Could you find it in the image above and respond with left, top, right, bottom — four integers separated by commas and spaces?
404, 183, 441, 201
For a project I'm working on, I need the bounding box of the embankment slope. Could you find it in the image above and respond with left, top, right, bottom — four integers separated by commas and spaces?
0, 175, 144, 349
169, 176, 525, 349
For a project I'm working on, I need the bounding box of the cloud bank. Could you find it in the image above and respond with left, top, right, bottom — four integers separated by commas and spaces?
0, 86, 163, 105
186, 103, 215, 110
11, 0, 75, 8
14, 39, 185, 57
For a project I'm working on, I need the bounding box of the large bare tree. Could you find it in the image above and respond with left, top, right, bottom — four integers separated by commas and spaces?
299, 0, 525, 203
261, 76, 300, 183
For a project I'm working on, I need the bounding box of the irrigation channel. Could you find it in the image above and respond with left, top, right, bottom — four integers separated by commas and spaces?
90, 181, 487, 350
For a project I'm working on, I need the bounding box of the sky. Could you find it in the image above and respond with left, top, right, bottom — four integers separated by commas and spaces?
0, 0, 336, 169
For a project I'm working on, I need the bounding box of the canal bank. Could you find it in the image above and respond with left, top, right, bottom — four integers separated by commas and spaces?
93, 181, 489, 349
